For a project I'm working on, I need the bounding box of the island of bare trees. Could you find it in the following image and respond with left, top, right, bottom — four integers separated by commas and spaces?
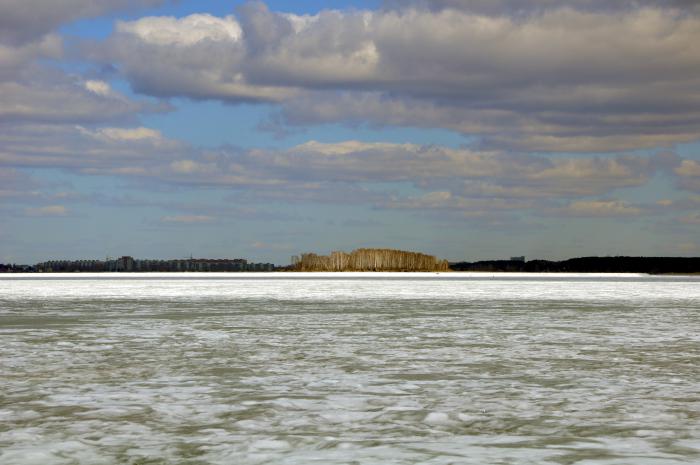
292, 248, 450, 272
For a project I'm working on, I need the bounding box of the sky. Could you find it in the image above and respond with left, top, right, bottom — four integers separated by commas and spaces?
1, 0, 700, 265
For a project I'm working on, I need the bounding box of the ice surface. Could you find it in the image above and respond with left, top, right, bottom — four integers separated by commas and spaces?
1, 273, 699, 464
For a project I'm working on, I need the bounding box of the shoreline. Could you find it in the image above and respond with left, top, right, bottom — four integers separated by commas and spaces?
2, 269, 700, 276
3, 271, 700, 279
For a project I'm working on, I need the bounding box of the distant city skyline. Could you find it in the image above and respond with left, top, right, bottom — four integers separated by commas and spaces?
33, 255, 274, 272
1, 0, 699, 264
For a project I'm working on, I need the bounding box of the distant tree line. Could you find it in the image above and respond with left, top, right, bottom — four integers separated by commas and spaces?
449, 257, 700, 274
1, 257, 274, 273
35, 256, 274, 272
0, 263, 35, 273
293, 248, 450, 271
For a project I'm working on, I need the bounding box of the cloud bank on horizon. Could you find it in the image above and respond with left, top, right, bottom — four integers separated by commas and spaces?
1, 0, 699, 263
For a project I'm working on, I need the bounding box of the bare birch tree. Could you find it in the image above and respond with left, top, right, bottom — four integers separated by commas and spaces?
295, 248, 449, 271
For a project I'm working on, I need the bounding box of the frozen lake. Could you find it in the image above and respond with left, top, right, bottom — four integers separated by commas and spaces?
1, 273, 699, 464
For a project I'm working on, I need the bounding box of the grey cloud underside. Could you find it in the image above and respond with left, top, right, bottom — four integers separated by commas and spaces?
266, 92, 700, 153
383, 0, 700, 15
1, 65, 169, 131
0, 0, 166, 45
0, 126, 649, 195
675, 160, 700, 193
0, 125, 186, 174
1, 124, 694, 219
0, 77, 159, 125
0, 167, 91, 220
0, 10, 167, 126
0, 168, 39, 203
0, 35, 62, 81
98, 4, 700, 152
